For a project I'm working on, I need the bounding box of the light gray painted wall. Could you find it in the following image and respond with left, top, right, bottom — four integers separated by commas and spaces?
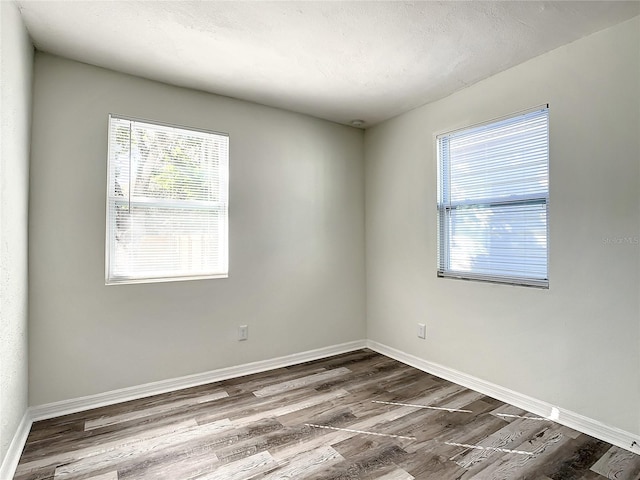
0, 0, 33, 464
29, 53, 366, 405
365, 17, 640, 435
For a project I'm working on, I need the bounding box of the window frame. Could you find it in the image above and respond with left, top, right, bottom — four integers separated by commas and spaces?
105, 114, 229, 285
436, 105, 550, 288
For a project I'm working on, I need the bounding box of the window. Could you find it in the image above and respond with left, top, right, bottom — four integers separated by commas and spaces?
437, 106, 549, 288
106, 115, 229, 284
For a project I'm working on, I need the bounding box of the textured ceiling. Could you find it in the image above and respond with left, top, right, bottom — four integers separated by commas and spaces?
16, 1, 640, 127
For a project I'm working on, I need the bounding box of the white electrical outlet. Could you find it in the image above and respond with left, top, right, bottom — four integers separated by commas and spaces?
238, 325, 248, 341
417, 323, 426, 339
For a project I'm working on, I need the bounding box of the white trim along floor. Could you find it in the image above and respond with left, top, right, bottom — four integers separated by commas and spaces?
2, 339, 639, 478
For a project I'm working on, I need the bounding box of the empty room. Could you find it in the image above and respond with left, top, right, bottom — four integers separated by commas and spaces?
1, 1, 639, 479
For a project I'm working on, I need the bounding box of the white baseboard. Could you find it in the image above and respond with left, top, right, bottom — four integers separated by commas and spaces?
367, 339, 640, 455
30, 339, 367, 422
0, 411, 32, 480
5, 337, 638, 480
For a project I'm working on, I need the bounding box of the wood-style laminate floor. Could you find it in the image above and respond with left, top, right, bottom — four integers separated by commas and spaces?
13, 349, 640, 480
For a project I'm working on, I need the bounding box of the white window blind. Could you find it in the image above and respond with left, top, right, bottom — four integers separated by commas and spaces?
106, 115, 229, 284
437, 107, 549, 287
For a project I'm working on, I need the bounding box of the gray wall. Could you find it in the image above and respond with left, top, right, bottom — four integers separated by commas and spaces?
0, 0, 33, 465
13, 8, 640, 446
29, 54, 366, 405
365, 17, 640, 435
